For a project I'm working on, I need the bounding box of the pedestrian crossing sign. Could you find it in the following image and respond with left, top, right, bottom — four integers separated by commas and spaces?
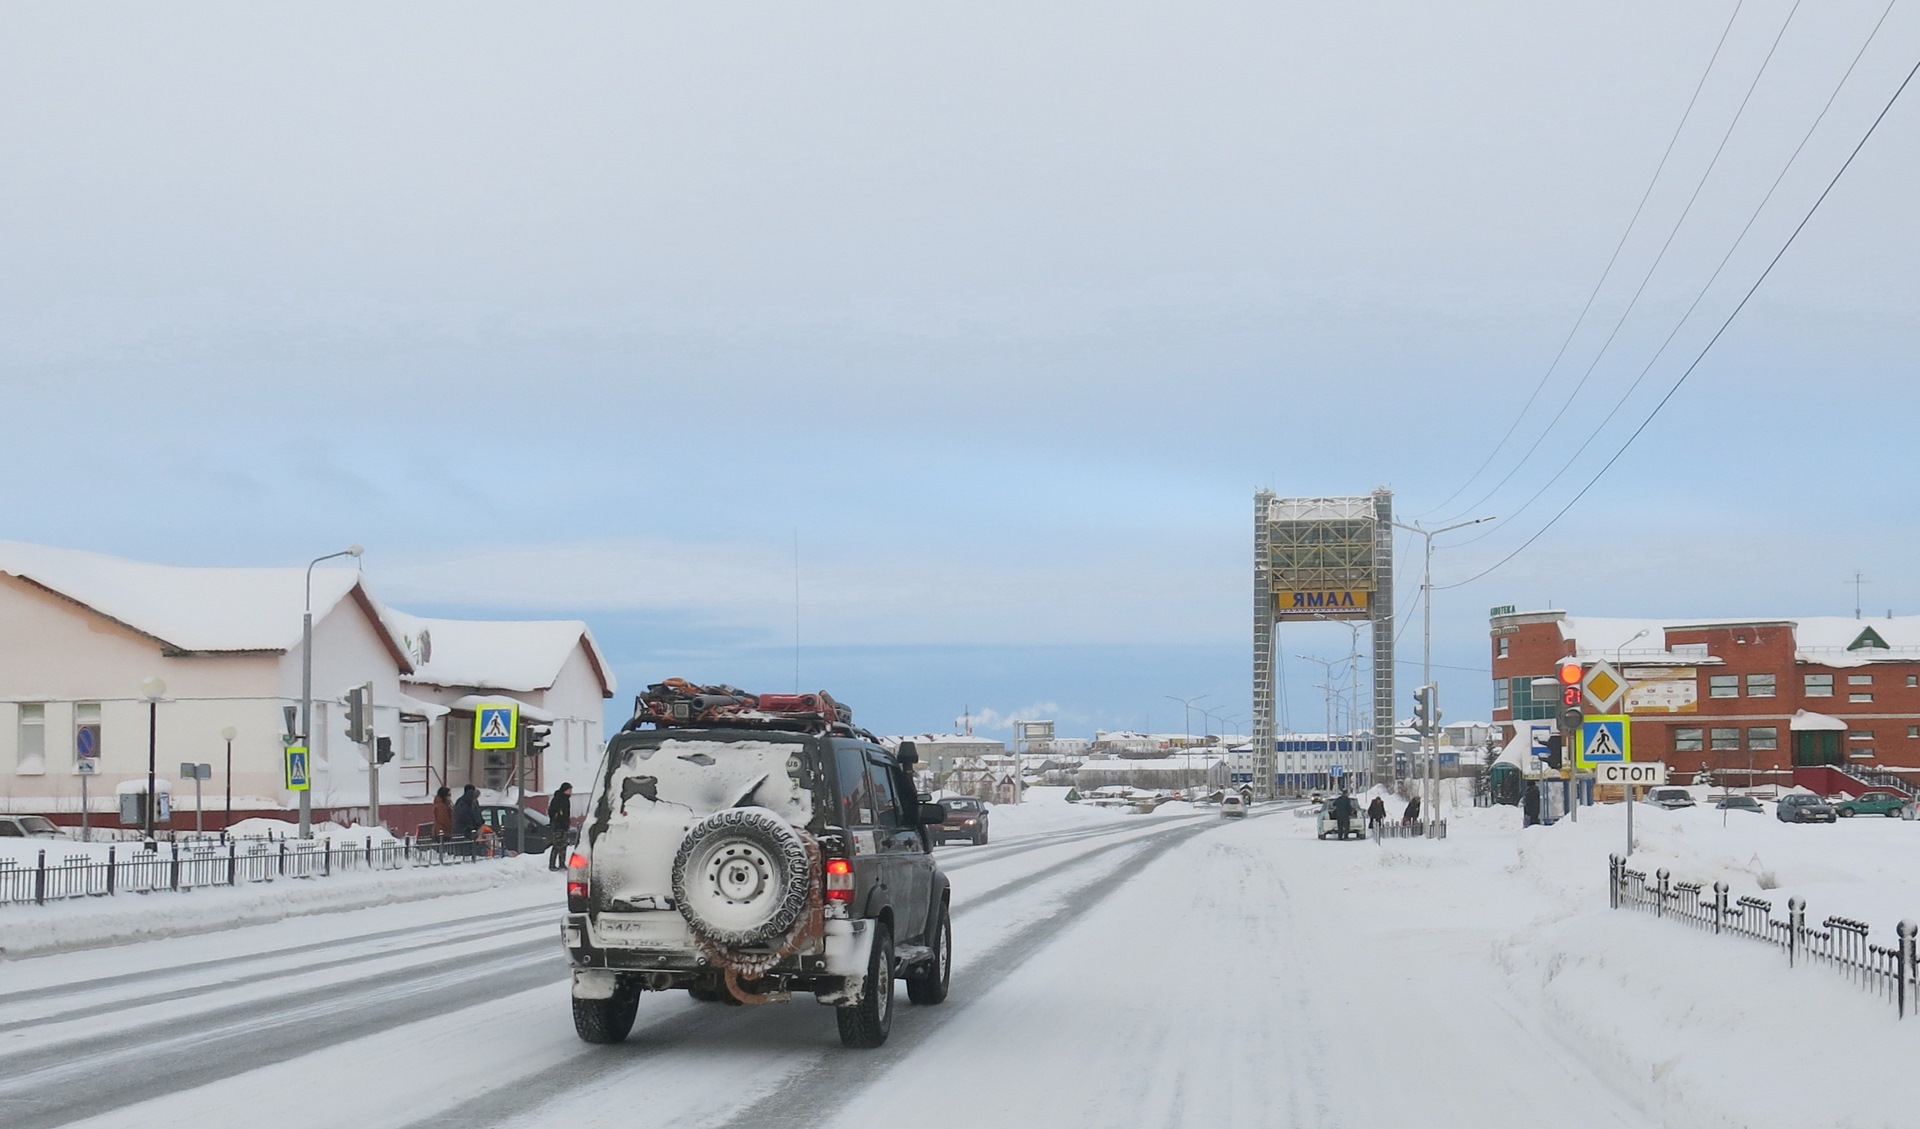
285, 746, 310, 791
1576, 716, 1630, 769
474, 704, 519, 750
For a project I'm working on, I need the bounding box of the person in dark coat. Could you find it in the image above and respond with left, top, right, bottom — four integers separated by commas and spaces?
1402, 794, 1422, 825
546, 782, 574, 870
1366, 795, 1387, 830
453, 784, 482, 854
1522, 780, 1542, 828
1328, 789, 1357, 839
432, 785, 454, 841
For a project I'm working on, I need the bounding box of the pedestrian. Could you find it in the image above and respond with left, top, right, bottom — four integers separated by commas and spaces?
1329, 788, 1356, 839
1523, 779, 1542, 828
547, 782, 574, 871
432, 785, 453, 842
1402, 794, 1422, 826
1366, 795, 1386, 830
453, 784, 482, 856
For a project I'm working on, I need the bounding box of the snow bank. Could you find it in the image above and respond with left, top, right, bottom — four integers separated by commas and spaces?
0, 855, 553, 960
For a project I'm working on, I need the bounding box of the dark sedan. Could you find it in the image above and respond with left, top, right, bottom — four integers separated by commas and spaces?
937, 797, 990, 845
477, 804, 559, 853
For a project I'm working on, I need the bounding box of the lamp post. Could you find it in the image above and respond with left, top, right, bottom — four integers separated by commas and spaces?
1296, 656, 1341, 793
1163, 694, 1210, 802
221, 725, 237, 835
1206, 708, 1242, 794
139, 676, 166, 850
1392, 515, 1496, 836
302, 545, 364, 839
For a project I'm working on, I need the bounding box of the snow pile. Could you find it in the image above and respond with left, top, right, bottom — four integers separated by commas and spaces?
0, 855, 554, 959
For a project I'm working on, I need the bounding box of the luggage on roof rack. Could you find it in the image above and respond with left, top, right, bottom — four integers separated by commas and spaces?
626, 679, 854, 730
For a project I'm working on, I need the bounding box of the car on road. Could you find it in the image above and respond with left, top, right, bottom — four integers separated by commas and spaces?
0, 815, 67, 840
1714, 795, 1766, 815
1834, 790, 1908, 818
1776, 794, 1838, 824
1316, 796, 1363, 839
1220, 793, 1247, 819
562, 680, 951, 1050
935, 796, 990, 844
1646, 788, 1696, 810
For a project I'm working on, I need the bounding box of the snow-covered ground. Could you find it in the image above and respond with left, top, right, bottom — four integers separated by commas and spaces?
4, 790, 1920, 1127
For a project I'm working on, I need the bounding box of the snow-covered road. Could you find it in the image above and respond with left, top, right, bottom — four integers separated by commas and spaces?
12, 799, 1898, 1128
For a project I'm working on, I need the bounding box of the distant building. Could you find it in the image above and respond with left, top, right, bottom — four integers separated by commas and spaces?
887, 734, 1007, 783
1491, 608, 1920, 792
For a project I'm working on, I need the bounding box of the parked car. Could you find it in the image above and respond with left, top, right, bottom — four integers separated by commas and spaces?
476, 804, 556, 853
936, 797, 990, 845
1835, 791, 1907, 818
1776, 794, 1838, 824
1646, 788, 1696, 810
1714, 795, 1765, 814
0, 815, 67, 839
1220, 793, 1248, 819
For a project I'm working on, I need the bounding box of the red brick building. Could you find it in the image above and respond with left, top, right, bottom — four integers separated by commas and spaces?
1489, 608, 1920, 794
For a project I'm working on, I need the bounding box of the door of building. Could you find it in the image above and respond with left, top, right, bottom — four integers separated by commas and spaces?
1793, 730, 1841, 767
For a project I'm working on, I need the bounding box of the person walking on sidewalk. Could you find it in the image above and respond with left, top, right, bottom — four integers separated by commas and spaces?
1366, 794, 1387, 831
1523, 779, 1542, 828
547, 782, 574, 871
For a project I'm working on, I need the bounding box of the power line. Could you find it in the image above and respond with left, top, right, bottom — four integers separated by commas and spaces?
1438, 44, 1920, 592
1435, 0, 1804, 531
1414, 0, 1749, 520
1450, 0, 1900, 548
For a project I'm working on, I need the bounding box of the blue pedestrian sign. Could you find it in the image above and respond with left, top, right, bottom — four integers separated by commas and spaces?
1329, 764, 1345, 779
474, 703, 519, 750
284, 745, 310, 791
1577, 716, 1631, 769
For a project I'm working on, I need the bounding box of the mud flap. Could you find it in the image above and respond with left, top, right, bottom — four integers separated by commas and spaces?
572, 969, 622, 1000
814, 918, 873, 1005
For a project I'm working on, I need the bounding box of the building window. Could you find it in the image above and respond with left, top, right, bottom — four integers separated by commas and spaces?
1749, 727, 1778, 751
73, 703, 101, 770
1908, 675, 1917, 688
1849, 674, 1874, 685
1675, 728, 1704, 752
1850, 693, 1874, 703
1494, 680, 1510, 712
1746, 673, 1775, 697
1508, 677, 1554, 721
1805, 674, 1833, 697
1851, 730, 1875, 741
1909, 726, 1920, 739
16, 704, 45, 774
1710, 727, 1740, 751
1708, 674, 1739, 698
1497, 637, 1510, 659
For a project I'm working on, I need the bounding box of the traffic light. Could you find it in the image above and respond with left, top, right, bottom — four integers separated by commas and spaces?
1544, 733, 1564, 770
527, 725, 552, 757
344, 685, 369, 746
1412, 684, 1440, 736
1556, 661, 1584, 732
375, 736, 394, 765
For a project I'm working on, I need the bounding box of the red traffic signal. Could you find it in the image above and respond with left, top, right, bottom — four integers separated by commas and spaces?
1557, 661, 1583, 685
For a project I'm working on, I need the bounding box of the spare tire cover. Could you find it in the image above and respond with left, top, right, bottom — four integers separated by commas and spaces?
672, 808, 813, 948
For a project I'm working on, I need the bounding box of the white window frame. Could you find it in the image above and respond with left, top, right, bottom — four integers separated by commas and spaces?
1675, 728, 1704, 753
1849, 674, 1874, 685
1805, 674, 1834, 697
1708, 674, 1739, 699
1748, 727, 1779, 751
1850, 693, 1874, 703
16, 703, 46, 775
1746, 673, 1776, 698
1710, 727, 1740, 751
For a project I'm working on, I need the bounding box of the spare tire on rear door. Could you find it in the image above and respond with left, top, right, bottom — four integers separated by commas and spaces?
672, 808, 814, 949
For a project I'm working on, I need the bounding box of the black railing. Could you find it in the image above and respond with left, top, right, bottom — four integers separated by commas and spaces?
0, 835, 493, 908
1610, 854, 1920, 1017
1369, 819, 1447, 840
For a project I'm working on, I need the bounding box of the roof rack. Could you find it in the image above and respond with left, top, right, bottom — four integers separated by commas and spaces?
622, 678, 855, 734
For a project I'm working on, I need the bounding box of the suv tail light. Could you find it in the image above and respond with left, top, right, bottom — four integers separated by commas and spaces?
825, 857, 853, 903
566, 852, 590, 911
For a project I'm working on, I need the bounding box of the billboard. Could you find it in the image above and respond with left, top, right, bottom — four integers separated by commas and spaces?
1275, 589, 1372, 617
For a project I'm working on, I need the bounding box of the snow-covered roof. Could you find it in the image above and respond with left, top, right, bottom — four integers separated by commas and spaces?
0, 540, 407, 664
1790, 709, 1848, 732
1558, 612, 1920, 667
448, 692, 558, 724
381, 607, 614, 696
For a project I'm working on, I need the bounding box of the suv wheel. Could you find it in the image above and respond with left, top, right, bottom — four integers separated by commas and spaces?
905, 902, 951, 1005
671, 809, 813, 949
836, 922, 894, 1049
573, 986, 640, 1044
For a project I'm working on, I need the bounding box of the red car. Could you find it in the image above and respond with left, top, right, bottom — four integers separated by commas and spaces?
937, 797, 990, 845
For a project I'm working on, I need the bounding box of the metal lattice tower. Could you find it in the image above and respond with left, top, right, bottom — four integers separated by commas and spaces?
1251, 489, 1396, 796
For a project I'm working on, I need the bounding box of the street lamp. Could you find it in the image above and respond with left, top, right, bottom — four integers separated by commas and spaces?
302, 545, 363, 839
139, 675, 166, 850
221, 725, 237, 835
1392, 515, 1496, 837
1163, 694, 1210, 801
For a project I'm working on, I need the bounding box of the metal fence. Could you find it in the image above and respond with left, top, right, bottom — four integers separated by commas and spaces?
1369, 819, 1447, 840
0, 835, 494, 907
1609, 854, 1920, 1017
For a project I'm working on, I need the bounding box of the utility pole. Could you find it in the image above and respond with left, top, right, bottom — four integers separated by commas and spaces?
1163, 694, 1210, 801
302, 545, 363, 839
1392, 516, 1495, 837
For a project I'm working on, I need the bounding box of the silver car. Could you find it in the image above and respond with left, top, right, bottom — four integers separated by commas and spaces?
1776, 794, 1838, 823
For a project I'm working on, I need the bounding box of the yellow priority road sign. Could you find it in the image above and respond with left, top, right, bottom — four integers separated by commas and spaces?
474, 703, 519, 750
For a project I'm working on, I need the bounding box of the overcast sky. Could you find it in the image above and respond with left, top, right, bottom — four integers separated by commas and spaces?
4, 2, 1918, 736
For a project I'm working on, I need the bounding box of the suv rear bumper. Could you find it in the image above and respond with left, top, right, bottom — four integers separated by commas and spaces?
562, 914, 874, 985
